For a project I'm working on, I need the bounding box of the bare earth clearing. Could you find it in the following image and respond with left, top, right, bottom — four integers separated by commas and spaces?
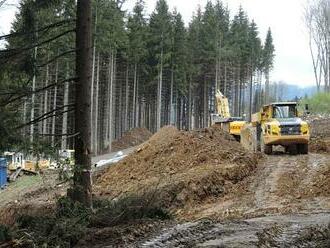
0, 119, 329, 247
136, 152, 330, 247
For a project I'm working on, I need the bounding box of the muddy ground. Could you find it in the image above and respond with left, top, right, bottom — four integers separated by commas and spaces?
139, 213, 330, 247
89, 122, 330, 247
92, 121, 330, 247
1, 118, 330, 247
78, 151, 330, 248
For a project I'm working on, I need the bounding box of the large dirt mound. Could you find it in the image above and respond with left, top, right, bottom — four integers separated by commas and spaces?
309, 117, 330, 153
112, 127, 152, 152
95, 125, 259, 211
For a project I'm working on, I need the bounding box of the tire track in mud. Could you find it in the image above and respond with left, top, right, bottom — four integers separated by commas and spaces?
245, 152, 330, 216
138, 153, 330, 247
253, 154, 305, 212
139, 212, 330, 248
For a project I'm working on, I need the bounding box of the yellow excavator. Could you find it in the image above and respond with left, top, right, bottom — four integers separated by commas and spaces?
210, 90, 246, 140
240, 102, 310, 154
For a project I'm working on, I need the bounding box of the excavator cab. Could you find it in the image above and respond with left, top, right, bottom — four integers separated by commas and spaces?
211, 90, 245, 140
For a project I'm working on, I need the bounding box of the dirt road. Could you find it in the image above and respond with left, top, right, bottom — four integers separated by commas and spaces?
137, 152, 330, 247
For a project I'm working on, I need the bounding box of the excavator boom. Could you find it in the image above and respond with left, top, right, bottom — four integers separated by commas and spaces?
215, 91, 231, 118
211, 90, 245, 139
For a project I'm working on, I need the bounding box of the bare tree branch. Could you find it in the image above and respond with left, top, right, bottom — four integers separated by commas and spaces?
16, 104, 75, 129
0, 77, 77, 106
0, 19, 75, 40
37, 49, 76, 68
0, 29, 75, 63
37, 132, 79, 137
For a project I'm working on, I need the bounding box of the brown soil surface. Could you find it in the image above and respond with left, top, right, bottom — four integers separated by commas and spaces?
183, 153, 330, 221
83, 147, 330, 248
309, 116, 330, 138
111, 128, 152, 152
309, 117, 330, 153
2, 120, 330, 247
95, 125, 259, 212
310, 137, 330, 153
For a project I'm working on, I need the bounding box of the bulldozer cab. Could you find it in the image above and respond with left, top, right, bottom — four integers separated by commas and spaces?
261, 102, 298, 122
242, 101, 309, 155
272, 103, 297, 119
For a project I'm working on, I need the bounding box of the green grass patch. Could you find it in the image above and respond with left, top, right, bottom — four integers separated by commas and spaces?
300, 92, 330, 114
0, 175, 42, 207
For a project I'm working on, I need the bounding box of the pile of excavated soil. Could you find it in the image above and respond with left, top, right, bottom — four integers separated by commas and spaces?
95, 125, 259, 211
111, 128, 152, 152
304, 161, 330, 198
309, 117, 330, 153
310, 138, 330, 153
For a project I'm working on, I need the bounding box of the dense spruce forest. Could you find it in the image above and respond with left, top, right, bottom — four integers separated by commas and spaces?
0, 0, 274, 155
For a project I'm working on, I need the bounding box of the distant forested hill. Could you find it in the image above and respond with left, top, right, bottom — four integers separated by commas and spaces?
270, 82, 317, 101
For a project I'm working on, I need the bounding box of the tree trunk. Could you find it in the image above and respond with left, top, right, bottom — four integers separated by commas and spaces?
169, 67, 174, 125
249, 66, 253, 122
125, 64, 129, 131
188, 77, 192, 130
91, 4, 98, 153
108, 51, 115, 151
157, 49, 163, 131
259, 71, 263, 108
90, 43, 96, 154
133, 63, 137, 128
61, 63, 69, 150
119, 73, 123, 137
224, 63, 227, 96
136, 77, 139, 127
215, 58, 218, 92
94, 53, 100, 155
105, 54, 111, 147
30, 46, 38, 144
265, 69, 270, 104
68, 0, 92, 207
23, 100, 27, 135
203, 78, 208, 127
327, 40, 330, 92
42, 62, 49, 136
234, 67, 239, 116
51, 60, 58, 147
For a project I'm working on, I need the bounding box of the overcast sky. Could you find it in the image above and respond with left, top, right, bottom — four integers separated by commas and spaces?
0, 0, 314, 86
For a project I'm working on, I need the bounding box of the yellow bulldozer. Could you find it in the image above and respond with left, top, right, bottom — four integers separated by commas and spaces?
240, 102, 310, 154
210, 90, 246, 140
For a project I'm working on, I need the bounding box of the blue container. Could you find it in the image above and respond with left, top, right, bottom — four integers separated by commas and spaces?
0, 158, 7, 188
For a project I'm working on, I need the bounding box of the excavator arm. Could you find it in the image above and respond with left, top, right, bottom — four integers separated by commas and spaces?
215, 90, 231, 118
211, 90, 245, 140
